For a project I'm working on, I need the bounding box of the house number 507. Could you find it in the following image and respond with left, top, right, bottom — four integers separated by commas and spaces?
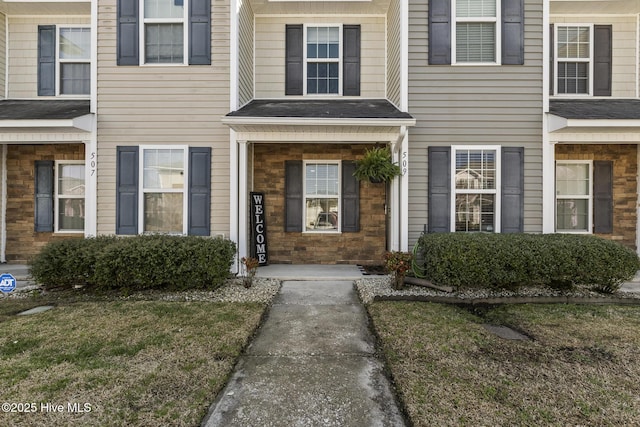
90, 152, 96, 176
401, 151, 408, 175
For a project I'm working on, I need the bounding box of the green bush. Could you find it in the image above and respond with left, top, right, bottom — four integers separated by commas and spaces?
29, 235, 236, 292
417, 233, 640, 293
29, 236, 118, 290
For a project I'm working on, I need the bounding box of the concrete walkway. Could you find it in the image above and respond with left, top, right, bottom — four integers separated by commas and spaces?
201, 280, 406, 427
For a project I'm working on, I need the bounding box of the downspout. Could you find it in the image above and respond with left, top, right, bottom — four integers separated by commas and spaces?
229, 0, 240, 273
542, 0, 555, 233
1, 144, 6, 263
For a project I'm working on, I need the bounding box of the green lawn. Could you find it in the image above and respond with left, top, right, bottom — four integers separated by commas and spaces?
368, 302, 640, 426
0, 293, 266, 427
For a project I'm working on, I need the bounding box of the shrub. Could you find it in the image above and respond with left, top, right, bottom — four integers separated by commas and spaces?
29, 236, 118, 290
29, 235, 236, 292
417, 233, 640, 293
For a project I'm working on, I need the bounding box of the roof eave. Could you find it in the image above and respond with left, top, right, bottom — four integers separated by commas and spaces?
0, 113, 94, 132
222, 116, 417, 128
548, 114, 640, 132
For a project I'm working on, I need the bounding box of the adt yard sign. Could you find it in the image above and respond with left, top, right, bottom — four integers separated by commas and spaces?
0, 273, 16, 293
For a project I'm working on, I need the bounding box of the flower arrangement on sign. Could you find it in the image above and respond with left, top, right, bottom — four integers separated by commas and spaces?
384, 251, 414, 290
241, 256, 259, 288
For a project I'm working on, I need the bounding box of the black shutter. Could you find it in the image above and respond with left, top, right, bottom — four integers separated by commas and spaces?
341, 161, 360, 232
593, 25, 612, 97
501, 147, 524, 233
37, 26, 56, 96
343, 25, 361, 96
116, 146, 139, 235
117, 0, 139, 66
549, 24, 554, 95
188, 147, 211, 236
34, 161, 54, 232
285, 160, 303, 232
285, 25, 304, 96
428, 0, 451, 65
189, 0, 211, 65
593, 160, 613, 234
428, 147, 451, 232
502, 0, 524, 65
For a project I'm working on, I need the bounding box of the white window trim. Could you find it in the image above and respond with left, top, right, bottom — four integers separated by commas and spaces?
138, 145, 189, 235
450, 145, 502, 232
139, 0, 189, 66
555, 160, 593, 234
452, 0, 502, 65
303, 24, 343, 96
54, 160, 85, 233
303, 160, 342, 233
56, 26, 91, 97
553, 24, 594, 96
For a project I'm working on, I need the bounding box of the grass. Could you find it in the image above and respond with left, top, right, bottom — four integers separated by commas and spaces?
0, 291, 266, 427
368, 302, 640, 426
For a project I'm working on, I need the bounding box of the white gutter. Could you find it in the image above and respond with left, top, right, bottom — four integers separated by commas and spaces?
222, 116, 417, 127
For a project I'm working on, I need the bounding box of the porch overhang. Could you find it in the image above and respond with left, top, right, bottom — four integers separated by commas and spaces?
0, 100, 93, 138
223, 99, 415, 142
548, 99, 640, 133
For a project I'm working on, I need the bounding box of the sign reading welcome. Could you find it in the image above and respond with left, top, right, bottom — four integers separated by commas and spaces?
250, 192, 268, 265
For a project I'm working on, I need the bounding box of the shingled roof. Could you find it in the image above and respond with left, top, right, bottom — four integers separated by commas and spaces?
550, 99, 640, 120
0, 100, 90, 121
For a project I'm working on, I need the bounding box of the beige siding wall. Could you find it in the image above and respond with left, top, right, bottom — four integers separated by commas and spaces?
408, 0, 544, 244
551, 15, 637, 97
96, 0, 230, 237
386, 0, 401, 106
254, 16, 386, 98
7, 16, 90, 99
0, 13, 6, 98
238, 0, 254, 105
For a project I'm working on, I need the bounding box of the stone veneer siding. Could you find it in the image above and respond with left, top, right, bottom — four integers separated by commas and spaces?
6, 144, 84, 263
252, 143, 387, 265
555, 144, 637, 249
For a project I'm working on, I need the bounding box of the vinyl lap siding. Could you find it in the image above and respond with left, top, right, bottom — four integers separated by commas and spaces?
551, 16, 637, 98
238, 0, 254, 105
408, 0, 544, 245
254, 16, 386, 98
386, 0, 401, 106
0, 13, 5, 98
8, 16, 90, 99
96, 0, 231, 237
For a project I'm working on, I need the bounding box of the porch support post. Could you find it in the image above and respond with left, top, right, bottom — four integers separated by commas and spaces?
1, 144, 6, 263
389, 140, 400, 252
84, 124, 97, 237
237, 140, 249, 269
637, 145, 640, 254
399, 132, 409, 252
542, 132, 556, 233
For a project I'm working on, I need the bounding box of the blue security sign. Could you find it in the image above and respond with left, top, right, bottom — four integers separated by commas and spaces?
0, 273, 16, 293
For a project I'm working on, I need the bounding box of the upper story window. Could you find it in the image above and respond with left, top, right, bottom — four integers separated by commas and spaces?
555, 26, 591, 95
143, 0, 187, 64
37, 25, 90, 97
306, 26, 341, 95
454, 0, 500, 64
59, 28, 91, 95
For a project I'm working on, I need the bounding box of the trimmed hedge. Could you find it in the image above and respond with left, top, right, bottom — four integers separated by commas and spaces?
417, 233, 640, 293
29, 235, 236, 292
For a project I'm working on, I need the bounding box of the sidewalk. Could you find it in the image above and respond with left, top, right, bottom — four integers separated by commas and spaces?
201, 280, 406, 427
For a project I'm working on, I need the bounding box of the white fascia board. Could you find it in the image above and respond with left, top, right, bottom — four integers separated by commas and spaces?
549, 114, 640, 132
221, 116, 417, 127
548, 114, 568, 132
72, 113, 94, 132
0, 114, 94, 131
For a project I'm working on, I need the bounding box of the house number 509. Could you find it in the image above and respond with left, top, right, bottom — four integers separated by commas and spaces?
90, 152, 96, 176
401, 151, 408, 175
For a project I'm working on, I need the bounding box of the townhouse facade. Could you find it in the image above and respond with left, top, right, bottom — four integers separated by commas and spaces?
0, 0, 637, 266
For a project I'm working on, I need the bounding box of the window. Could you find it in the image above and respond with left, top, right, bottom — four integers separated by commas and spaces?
141, 147, 187, 234
304, 162, 340, 232
555, 26, 591, 95
452, 146, 500, 232
55, 162, 85, 232
306, 26, 341, 94
58, 28, 90, 95
454, 0, 500, 63
555, 161, 591, 232
143, 0, 187, 64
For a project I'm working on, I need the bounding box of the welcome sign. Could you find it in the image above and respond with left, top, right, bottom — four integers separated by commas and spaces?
250, 192, 268, 265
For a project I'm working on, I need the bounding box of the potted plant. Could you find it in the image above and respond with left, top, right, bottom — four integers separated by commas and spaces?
353, 146, 402, 183
384, 251, 414, 290
240, 256, 259, 288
